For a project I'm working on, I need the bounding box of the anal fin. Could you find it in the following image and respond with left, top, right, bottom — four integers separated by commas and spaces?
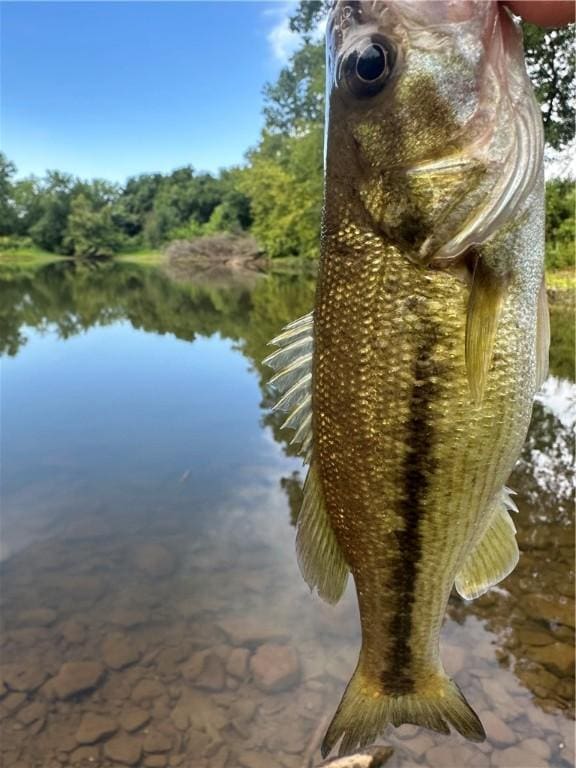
296, 464, 349, 604
455, 490, 519, 600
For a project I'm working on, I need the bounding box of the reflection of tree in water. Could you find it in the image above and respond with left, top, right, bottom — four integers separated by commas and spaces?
448, 389, 575, 718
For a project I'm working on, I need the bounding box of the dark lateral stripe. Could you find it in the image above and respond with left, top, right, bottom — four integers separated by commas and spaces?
380, 325, 438, 694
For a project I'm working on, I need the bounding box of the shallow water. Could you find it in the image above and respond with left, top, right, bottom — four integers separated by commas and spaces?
0, 261, 574, 768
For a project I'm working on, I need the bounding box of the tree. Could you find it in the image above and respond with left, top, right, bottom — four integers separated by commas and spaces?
64, 193, 124, 257
0, 153, 17, 235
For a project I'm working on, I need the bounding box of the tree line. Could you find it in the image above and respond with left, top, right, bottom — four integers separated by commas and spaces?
0, 1, 574, 267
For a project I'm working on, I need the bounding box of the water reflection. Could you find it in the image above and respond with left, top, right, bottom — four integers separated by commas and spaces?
0, 261, 574, 768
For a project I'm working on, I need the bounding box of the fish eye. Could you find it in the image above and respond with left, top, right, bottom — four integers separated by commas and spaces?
341, 35, 396, 99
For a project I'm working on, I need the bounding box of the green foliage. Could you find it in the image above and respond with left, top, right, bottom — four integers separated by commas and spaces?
240, 127, 323, 259
523, 23, 575, 151
64, 193, 125, 257
545, 179, 575, 270
1, 159, 252, 257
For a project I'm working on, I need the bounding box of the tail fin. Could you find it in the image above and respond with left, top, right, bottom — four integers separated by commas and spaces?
321, 665, 485, 758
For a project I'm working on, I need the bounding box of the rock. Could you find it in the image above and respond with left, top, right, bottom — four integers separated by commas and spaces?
480, 711, 516, 746
195, 653, 225, 692
132, 543, 175, 578
250, 644, 300, 693
109, 607, 149, 627
75, 713, 118, 744
143, 729, 172, 753
230, 699, 257, 723
238, 750, 282, 768
16, 701, 47, 726
17, 608, 57, 627
226, 648, 250, 679
170, 705, 189, 731
52, 661, 105, 699
442, 644, 466, 676
58, 620, 87, 645
218, 617, 289, 647
144, 757, 168, 768
517, 629, 554, 647
524, 594, 574, 628
104, 734, 142, 765
395, 724, 419, 740
211, 746, 229, 768
0, 692, 28, 715
156, 645, 190, 677
101, 634, 141, 670
403, 733, 435, 757
70, 745, 100, 764
130, 678, 166, 705
521, 738, 551, 759
491, 746, 548, 767
528, 642, 575, 676
1, 664, 48, 692
120, 707, 151, 732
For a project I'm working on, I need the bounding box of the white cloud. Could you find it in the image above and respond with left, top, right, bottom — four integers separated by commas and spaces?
266, 2, 300, 64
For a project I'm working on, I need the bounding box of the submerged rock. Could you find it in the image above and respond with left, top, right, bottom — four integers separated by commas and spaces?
52, 661, 105, 699
250, 644, 300, 693
218, 618, 289, 647
75, 713, 118, 744
103, 734, 142, 766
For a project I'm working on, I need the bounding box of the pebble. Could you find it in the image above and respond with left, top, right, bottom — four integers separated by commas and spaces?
528, 642, 574, 676
218, 617, 290, 647
238, 750, 282, 768
144, 756, 168, 768
75, 713, 118, 744
120, 707, 151, 732
480, 711, 516, 746
103, 734, 142, 765
226, 647, 250, 679
17, 608, 58, 627
491, 745, 549, 767
130, 678, 166, 705
69, 745, 100, 765
169, 705, 189, 731
51, 661, 105, 699
101, 634, 141, 670
521, 738, 551, 759
131, 543, 175, 578
143, 729, 172, 753
194, 653, 226, 692
1, 664, 47, 693
250, 644, 300, 693
58, 620, 87, 645
16, 701, 46, 726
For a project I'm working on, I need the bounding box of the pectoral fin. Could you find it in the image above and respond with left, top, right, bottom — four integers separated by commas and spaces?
455, 490, 519, 600
535, 277, 550, 388
465, 257, 508, 402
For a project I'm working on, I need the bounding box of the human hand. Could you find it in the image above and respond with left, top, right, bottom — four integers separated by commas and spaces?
503, 0, 575, 26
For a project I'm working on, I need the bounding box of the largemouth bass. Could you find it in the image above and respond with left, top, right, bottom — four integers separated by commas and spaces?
265, 0, 548, 756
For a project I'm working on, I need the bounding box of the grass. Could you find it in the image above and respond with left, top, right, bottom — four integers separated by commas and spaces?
546, 268, 575, 293
0, 247, 65, 269
115, 249, 165, 266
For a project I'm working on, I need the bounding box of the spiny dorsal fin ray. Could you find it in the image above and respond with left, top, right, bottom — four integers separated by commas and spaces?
535, 276, 550, 388
264, 313, 349, 603
455, 489, 519, 601
264, 311, 314, 462
465, 256, 509, 402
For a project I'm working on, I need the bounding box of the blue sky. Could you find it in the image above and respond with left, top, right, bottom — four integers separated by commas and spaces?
1, 1, 303, 182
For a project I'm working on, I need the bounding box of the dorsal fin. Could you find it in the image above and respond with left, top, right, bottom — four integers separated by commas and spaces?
264, 313, 349, 604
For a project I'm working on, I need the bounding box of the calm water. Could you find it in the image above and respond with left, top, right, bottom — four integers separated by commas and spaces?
0, 261, 574, 768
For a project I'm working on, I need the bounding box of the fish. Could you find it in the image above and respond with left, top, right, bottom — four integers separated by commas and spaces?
264, 0, 548, 758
